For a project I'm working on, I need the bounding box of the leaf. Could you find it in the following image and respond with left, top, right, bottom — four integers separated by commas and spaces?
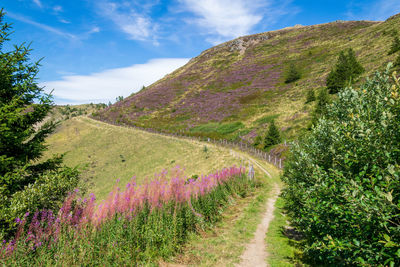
384, 234, 391, 242
386, 191, 393, 202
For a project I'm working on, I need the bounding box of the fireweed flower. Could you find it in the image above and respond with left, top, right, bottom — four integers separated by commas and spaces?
0, 165, 245, 258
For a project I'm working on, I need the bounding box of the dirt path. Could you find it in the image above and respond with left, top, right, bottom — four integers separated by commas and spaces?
237, 183, 280, 267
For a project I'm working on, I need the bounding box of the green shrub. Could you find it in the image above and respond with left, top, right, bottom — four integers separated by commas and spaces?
305, 89, 316, 104
2, 172, 256, 265
282, 64, 400, 266
326, 48, 364, 94
255, 114, 280, 125
190, 122, 244, 136
388, 35, 400, 55
285, 63, 301, 84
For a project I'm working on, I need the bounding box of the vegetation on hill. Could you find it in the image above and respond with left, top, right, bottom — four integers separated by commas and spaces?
93, 15, 400, 145
284, 63, 301, 84
1, 166, 258, 265
43, 117, 244, 200
326, 48, 364, 93
282, 65, 400, 265
0, 10, 79, 239
264, 120, 281, 149
305, 88, 316, 103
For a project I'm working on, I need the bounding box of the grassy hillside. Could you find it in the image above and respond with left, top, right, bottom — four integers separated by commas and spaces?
93, 14, 400, 143
44, 116, 243, 200
49, 103, 107, 123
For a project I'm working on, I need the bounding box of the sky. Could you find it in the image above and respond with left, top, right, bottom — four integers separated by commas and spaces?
2, 0, 400, 104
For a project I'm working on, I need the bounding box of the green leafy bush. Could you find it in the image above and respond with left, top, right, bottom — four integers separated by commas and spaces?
326, 48, 364, 94
282, 65, 400, 266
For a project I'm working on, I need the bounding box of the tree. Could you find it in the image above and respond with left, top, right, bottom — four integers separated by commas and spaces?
388, 35, 400, 55
253, 135, 262, 147
282, 64, 400, 265
284, 63, 301, 83
310, 88, 330, 126
326, 48, 364, 94
0, 10, 79, 238
305, 88, 316, 103
264, 120, 280, 149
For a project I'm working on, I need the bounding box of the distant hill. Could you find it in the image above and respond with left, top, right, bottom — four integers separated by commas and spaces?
93, 14, 400, 144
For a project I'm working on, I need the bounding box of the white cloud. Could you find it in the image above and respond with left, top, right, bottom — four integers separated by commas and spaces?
179, 0, 296, 44
33, 0, 42, 8
59, 19, 71, 24
41, 58, 191, 104
7, 12, 77, 39
181, 0, 263, 38
347, 0, 400, 21
53, 5, 63, 12
97, 1, 157, 42
369, 0, 400, 20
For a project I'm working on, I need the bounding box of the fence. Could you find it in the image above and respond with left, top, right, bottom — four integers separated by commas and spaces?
93, 118, 286, 169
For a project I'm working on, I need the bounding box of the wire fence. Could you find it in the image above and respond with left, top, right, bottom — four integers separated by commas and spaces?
93, 118, 286, 169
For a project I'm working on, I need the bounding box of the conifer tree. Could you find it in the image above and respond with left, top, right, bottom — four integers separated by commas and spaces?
0, 10, 79, 237
285, 63, 301, 83
264, 120, 281, 149
326, 48, 364, 94
253, 135, 262, 147
311, 88, 330, 126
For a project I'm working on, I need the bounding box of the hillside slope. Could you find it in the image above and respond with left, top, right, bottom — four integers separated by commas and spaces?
44, 116, 243, 200
93, 14, 400, 143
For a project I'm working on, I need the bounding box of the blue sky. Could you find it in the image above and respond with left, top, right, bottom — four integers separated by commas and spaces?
2, 0, 400, 104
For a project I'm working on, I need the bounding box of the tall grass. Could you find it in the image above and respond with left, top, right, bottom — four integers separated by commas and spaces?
1, 165, 255, 265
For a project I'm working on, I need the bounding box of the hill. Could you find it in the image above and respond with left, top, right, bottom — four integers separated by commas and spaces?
44, 116, 245, 200
93, 14, 400, 143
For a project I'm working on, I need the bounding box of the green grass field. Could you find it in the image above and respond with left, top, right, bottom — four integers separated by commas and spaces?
44, 117, 298, 266
44, 116, 244, 200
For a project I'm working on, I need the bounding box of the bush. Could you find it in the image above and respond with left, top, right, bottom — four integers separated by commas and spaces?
305, 89, 316, 104
285, 63, 301, 83
388, 35, 400, 55
1, 167, 256, 265
264, 120, 281, 149
282, 64, 400, 266
326, 48, 364, 94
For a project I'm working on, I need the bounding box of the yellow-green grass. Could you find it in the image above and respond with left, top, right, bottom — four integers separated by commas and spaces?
165, 160, 281, 266
44, 116, 243, 200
